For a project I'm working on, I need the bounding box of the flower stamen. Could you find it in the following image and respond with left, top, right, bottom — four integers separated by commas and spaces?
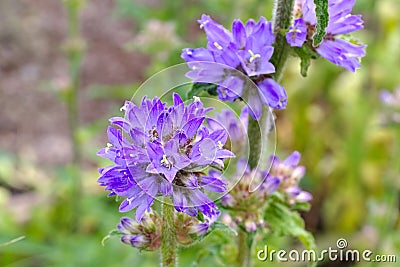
160, 155, 173, 170
248, 50, 261, 63
217, 141, 224, 149
105, 142, 113, 153
214, 42, 223, 50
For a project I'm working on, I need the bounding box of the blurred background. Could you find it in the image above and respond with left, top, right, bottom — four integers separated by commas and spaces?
0, 0, 399, 266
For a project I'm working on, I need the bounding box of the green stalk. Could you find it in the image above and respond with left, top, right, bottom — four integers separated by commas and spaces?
237, 229, 252, 267
248, 0, 294, 169
270, 0, 295, 82
64, 0, 85, 232
240, 0, 295, 265
160, 200, 177, 267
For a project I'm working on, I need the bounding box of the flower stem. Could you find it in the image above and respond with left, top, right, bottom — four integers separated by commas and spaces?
64, 0, 85, 233
243, 0, 295, 265
160, 200, 177, 267
237, 229, 252, 267
271, 0, 295, 82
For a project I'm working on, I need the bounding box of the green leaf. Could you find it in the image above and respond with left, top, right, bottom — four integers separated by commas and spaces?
187, 82, 218, 99
101, 229, 123, 246
212, 222, 238, 237
293, 46, 319, 77
188, 221, 237, 245
265, 195, 317, 266
313, 0, 329, 46
291, 201, 311, 212
196, 211, 205, 222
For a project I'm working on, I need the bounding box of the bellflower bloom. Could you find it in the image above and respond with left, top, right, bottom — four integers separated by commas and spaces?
220, 159, 280, 232
269, 151, 312, 204
286, 18, 307, 47
207, 107, 248, 154
98, 93, 234, 221
182, 14, 287, 120
290, 0, 366, 72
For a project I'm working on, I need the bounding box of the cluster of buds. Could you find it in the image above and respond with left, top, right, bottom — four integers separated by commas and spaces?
380, 88, 400, 125
220, 159, 279, 232
269, 151, 312, 205
117, 212, 162, 251
175, 210, 218, 245
117, 209, 218, 249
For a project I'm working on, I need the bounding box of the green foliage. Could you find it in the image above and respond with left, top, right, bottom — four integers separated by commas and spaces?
187, 82, 218, 99
265, 194, 316, 253
211, 222, 238, 237
293, 46, 319, 77
313, 0, 329, 46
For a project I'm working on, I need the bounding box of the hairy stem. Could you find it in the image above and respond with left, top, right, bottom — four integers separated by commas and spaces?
242, 0, 295, 265
160, 201, 177, 267
237, 229, 252, 267
271, 0, 295, 82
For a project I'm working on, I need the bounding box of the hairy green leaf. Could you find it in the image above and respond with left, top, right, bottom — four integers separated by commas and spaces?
265, 194, 317, 266
313, 0, 329, 46
212, 222, 238, 237
293, 46, 319, 77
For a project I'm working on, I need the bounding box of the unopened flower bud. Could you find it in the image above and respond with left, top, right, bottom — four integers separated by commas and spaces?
118, 217, 140, 234
244, 221, 257, 232
188, 222, 210, 237
121, 235, 148, 248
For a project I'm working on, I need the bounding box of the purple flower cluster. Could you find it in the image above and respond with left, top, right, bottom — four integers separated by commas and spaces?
182, 14, 287, 120
269, 151, 312, 204
97, 94, 234, 221
288, 0, 366, 72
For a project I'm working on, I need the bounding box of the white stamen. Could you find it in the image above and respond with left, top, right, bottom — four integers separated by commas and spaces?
291, 28, 302, 33
160, 154, 173, 170
120, 104, 127, 112
248, 50, 261, 63
214, 42, 223, 50
217, 141, 224, 149
193, 96, 201, 102
105, 142, 113, 153
200, 20, 209, 29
